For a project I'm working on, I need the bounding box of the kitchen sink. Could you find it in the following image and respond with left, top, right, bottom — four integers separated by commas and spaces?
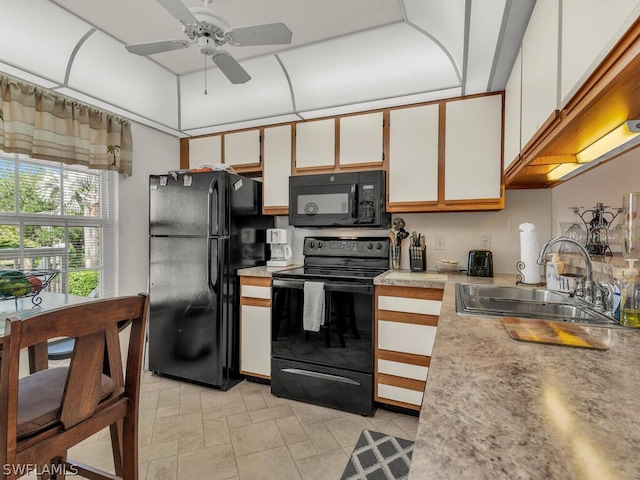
455, 283, 619, 327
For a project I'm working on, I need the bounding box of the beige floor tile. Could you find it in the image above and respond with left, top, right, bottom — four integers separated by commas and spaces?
302, 422, 340, 454
178, 435, 206, 454
201, 388, 244, 409
368, 407, 407, 425
158, 387, 180, 408
138, 439, 179, 464
295, 449, 349, 480
152, 411, 203, 443
242, 392, 268, 412
249, 405, 294, 424
236, 446, 302, 480
202, 401, 248, 421
178, 443, 238, 480
179, 389, 203, 413
146, 455, 178, 480
262, 391, 296, 408
369, 419, 413, 441
227, 412, 253, 428
156, 404, 180, 418
141, 376, 183, 392
237, 380, 269, 395
204, 417, 231, 447
139, 461, 149, 480
290, 402, 344, 426
392, 414, 420, 440
275, 415, 308, 445
67, 440, 115, 474
230, 419, 286, 457
139, 389, 160, 411
287, 440, 318, 461
323, 414, 377, 448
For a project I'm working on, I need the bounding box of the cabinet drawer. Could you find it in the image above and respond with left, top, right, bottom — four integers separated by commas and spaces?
241, 285, 271, 300
378, 359, 428, 382
378, 295, 441, 316
240, 304, 271, 378
377, 383, 424, 407
378, 321, 437, 356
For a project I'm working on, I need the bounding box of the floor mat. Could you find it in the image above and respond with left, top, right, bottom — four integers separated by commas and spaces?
340, 429, 414, 480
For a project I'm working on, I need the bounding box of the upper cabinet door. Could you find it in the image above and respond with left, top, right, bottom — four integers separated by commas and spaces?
295, 118, 336, 169
189, 135, 222, 168
520, 0, 559, 150
339, 112, 383, 166
224, 129, 261, 166
263, 124, 292, 213
388, 104, 439, 205
444, 95, 503, 201
561, 0, 640, 105
504, 50, 522, 172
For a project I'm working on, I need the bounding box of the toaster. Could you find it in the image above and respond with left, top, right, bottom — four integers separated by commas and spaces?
468, 250, 494, 277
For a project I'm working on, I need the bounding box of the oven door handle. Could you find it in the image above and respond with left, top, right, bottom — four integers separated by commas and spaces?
281, 368, 361, 386
272, 279, 373, 294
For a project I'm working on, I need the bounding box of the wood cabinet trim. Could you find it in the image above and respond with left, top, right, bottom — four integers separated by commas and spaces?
377, 373, 426, 392
240, 276, 272, 287
375, 285, 444, 301
180, 137, 189, 170
241, 297, 271, 308
437, 101, 446, 206
263, 206, 289, 215
377, 310, 439, 327
377, 349, 431, 367
374, 396, 421, 411
239, 370, 270, 380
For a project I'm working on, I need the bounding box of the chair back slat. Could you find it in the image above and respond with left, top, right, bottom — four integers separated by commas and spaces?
59, 330, 106, 429
104, 323, 125, 389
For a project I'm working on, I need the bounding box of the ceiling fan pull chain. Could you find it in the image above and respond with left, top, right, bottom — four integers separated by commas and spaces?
204, 55, 208, 95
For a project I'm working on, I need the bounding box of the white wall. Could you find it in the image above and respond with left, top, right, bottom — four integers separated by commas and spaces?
118, 122, 179, 295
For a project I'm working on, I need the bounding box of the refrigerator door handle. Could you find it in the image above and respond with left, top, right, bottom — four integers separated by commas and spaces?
207, 177, 219, 236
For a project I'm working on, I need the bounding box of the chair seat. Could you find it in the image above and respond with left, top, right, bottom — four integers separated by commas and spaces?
17, 367, 115, 439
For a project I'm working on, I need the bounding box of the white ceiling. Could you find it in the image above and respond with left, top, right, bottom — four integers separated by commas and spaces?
0, 0, 536, 137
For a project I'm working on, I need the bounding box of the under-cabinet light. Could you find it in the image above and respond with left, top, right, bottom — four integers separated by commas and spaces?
576, 121, 640, 164
546, 163, 582, 181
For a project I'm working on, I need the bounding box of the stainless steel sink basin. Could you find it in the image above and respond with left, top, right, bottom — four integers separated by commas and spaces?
455, 283, 618, 327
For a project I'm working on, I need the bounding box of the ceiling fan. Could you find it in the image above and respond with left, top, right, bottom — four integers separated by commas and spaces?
125, 0, 293, 84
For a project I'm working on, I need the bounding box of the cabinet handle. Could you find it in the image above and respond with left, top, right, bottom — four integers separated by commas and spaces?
281, 368, 360, 385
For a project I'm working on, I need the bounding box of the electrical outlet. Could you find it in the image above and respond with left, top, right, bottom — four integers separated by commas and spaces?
481, 234, 492, 250
434, 234, 446, 251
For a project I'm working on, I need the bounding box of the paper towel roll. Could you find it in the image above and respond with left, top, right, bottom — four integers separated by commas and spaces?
519, 223, 542, 284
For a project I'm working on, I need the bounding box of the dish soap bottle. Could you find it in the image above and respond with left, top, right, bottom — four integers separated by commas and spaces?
620, 259, 640, 327
545, 253, 565, 290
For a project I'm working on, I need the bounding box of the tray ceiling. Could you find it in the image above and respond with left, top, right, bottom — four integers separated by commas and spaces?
0, 0, 535, 136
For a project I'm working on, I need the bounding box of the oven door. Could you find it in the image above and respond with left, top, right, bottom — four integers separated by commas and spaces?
271, 278, 374, 372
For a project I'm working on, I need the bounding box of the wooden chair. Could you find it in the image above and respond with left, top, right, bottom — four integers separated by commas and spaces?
0, 293, 149, 480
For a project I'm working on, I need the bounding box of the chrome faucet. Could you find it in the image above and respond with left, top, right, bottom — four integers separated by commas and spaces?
537, 236, 595, 303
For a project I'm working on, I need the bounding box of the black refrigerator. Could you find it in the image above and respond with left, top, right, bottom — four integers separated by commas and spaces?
148, 170, 273, 390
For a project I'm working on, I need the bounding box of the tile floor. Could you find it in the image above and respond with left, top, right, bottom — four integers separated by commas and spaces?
59, 372, 419, 480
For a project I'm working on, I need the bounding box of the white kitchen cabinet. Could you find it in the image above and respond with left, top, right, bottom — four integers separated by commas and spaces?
375, 285, 443, 410
339, 111, 383, 166
504, 50, 522, 172
263, 124, 292, 214
520, 0, 559, 149
444, 94, 503, 201
560, 0, 640, 105
224, 129, 261, 167
388, 104, 439, 205
240, 276, 271, 379
188, 135, 222, 169
295, 118, 336, 170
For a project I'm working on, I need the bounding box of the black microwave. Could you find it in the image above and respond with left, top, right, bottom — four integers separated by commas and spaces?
289, 170, 391, 228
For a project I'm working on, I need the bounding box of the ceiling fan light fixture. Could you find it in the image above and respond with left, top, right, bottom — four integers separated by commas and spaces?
198, 36, 216, 56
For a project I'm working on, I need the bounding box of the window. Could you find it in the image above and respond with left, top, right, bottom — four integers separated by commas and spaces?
0, 152, 118, 298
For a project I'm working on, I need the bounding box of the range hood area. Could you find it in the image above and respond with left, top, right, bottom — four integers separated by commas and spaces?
0, 0, 535, 137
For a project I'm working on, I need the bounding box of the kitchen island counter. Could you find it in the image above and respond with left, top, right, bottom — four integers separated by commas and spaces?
409, 273, 640, 479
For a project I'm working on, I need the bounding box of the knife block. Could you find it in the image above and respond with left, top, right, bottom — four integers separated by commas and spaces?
410, 246, 426, 272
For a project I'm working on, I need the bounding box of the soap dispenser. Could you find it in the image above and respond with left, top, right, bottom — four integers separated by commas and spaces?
620, 259, 640, 327
545, 253, 565, 290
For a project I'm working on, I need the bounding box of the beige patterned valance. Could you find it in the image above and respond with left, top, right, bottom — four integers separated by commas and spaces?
0, 73, 133, 175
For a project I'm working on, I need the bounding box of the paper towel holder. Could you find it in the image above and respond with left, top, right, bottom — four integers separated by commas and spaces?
515, 261, 545, 286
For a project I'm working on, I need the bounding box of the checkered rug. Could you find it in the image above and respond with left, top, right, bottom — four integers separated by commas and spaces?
340, 429, 415, 480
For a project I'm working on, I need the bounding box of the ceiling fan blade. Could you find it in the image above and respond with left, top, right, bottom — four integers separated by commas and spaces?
125, 39, 190, 56
156, 0, 198, 26
211, 51, 251, 84
227, 22, 293, 46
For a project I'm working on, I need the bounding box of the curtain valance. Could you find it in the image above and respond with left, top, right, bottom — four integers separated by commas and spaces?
0, 74, 133, 175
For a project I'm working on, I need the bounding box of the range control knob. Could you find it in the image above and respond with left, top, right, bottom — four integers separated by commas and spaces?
317, 241, 323, 249
376, 242, 383, 250
367, 242, 373, 250
308, 241, 316, 249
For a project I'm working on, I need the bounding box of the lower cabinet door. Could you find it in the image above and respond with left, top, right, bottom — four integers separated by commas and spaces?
240, 304, 271, 378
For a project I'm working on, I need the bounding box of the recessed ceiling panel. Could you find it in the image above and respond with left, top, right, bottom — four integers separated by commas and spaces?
403, 0, 466, 80
53, 0, 404, 75
465, 0, 507, 95
180, 55, 293, 130
183, 114, 301, 136
68, 30, 179, 129
280, 23, 460, 112
0, 0, 92, 83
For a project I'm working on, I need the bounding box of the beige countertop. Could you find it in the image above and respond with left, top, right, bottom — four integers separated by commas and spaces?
408, 273, 640, 479
237, 264, 302, 277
